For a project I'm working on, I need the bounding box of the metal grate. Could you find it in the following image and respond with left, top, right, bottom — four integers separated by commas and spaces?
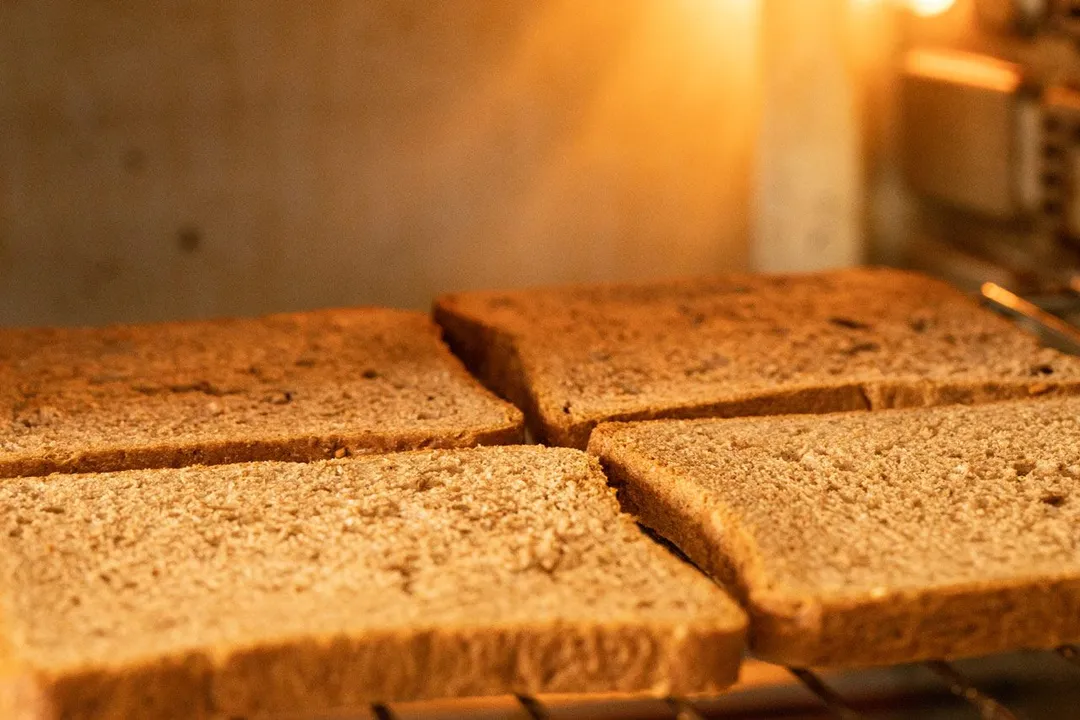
1038, 85, 1080, 252
923, 662, 1019, 720
787, 668, 866, 719
516, 694, 550, 720
307, 649, 1080, 719
1039, 110, 1070, 242
1056, 644, 1080, 670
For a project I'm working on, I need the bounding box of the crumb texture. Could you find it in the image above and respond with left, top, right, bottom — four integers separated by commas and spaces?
437, 268, 1080, 446
0, 446, 744, 716
0, 308, 522, 477
590, 398, 1080, 666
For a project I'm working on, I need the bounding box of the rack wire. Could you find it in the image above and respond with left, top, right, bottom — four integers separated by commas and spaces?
665, 696, 706, 720
1056, 645, 1080, 671
515, 694, 549, 720
335, 649, 1080, 719
787, 668, 866, 719
923, 662, 1019, 720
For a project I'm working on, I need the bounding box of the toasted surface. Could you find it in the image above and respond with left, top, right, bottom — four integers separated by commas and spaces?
589, 398, 1080, 667
435, 268, 1080, 448
0, 308, 522, 477
0, 446, 746, 718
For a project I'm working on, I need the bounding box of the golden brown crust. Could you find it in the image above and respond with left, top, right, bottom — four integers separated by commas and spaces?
9, 623, 743, 720
745, 576, 1080, 668
39, 653, 212, 720
433, 301, 545, 442
0, 425, 524, 480
435, 268, 1080, 448
0, 308, 523, 478
589, 400, 1080, 668
210, 623, 743, 714
546, 384, 872, 449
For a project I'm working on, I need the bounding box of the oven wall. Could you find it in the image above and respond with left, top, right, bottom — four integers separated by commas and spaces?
0, 0, 765, 326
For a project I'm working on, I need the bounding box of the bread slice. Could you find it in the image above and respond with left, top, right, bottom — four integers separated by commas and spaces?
434, 267, 1080, 448
589, 398, 1080, 668
0, 446, 745, 719
0, 308, 523, 478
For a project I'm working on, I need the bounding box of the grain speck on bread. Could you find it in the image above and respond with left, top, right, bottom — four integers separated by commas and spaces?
435, 268, 1080, 448
589, 398, 1080, 667
0, 308, 523, 478
0, 446, 746, 719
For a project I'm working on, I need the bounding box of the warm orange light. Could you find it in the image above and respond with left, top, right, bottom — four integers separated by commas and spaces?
906, 0, 956, 16
851, 0, 957, 16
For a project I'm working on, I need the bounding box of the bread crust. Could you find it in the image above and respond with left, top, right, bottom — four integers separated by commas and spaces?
435, 268, 1080, 449
0, 425, 523, 480
433, 301, 545, 442
6, 623, 743, 720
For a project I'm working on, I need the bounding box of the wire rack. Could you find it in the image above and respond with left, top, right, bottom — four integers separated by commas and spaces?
284, 281, 1080, 720
296, 649, 1080, 719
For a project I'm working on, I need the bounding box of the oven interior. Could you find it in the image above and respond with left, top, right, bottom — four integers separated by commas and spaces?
4, 1, 1080, 718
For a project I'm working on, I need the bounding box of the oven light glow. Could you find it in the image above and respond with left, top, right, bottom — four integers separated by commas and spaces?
851, 0, 957, 18
906, 0, 956, 16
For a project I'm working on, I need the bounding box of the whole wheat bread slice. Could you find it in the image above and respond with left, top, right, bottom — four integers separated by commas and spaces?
0, 446, 746, 719
434, 268, 1080, 448
589, 398, 1080, 668
0, 308, 523, 478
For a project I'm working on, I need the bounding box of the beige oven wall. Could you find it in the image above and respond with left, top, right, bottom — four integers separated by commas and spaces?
0, 0, 762, 327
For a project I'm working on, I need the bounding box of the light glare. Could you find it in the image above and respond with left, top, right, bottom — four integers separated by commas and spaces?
907, 0, 956, 16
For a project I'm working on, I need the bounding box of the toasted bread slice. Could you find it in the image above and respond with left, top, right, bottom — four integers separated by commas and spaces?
589, 398, 1080, 667
0, 308, 522, 477
0, 446, 746, 718
435, 268, 1080, 448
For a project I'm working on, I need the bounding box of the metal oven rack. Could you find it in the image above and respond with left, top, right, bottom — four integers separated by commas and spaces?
295, 647, 1080, 719
281, 281, 1080, 720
